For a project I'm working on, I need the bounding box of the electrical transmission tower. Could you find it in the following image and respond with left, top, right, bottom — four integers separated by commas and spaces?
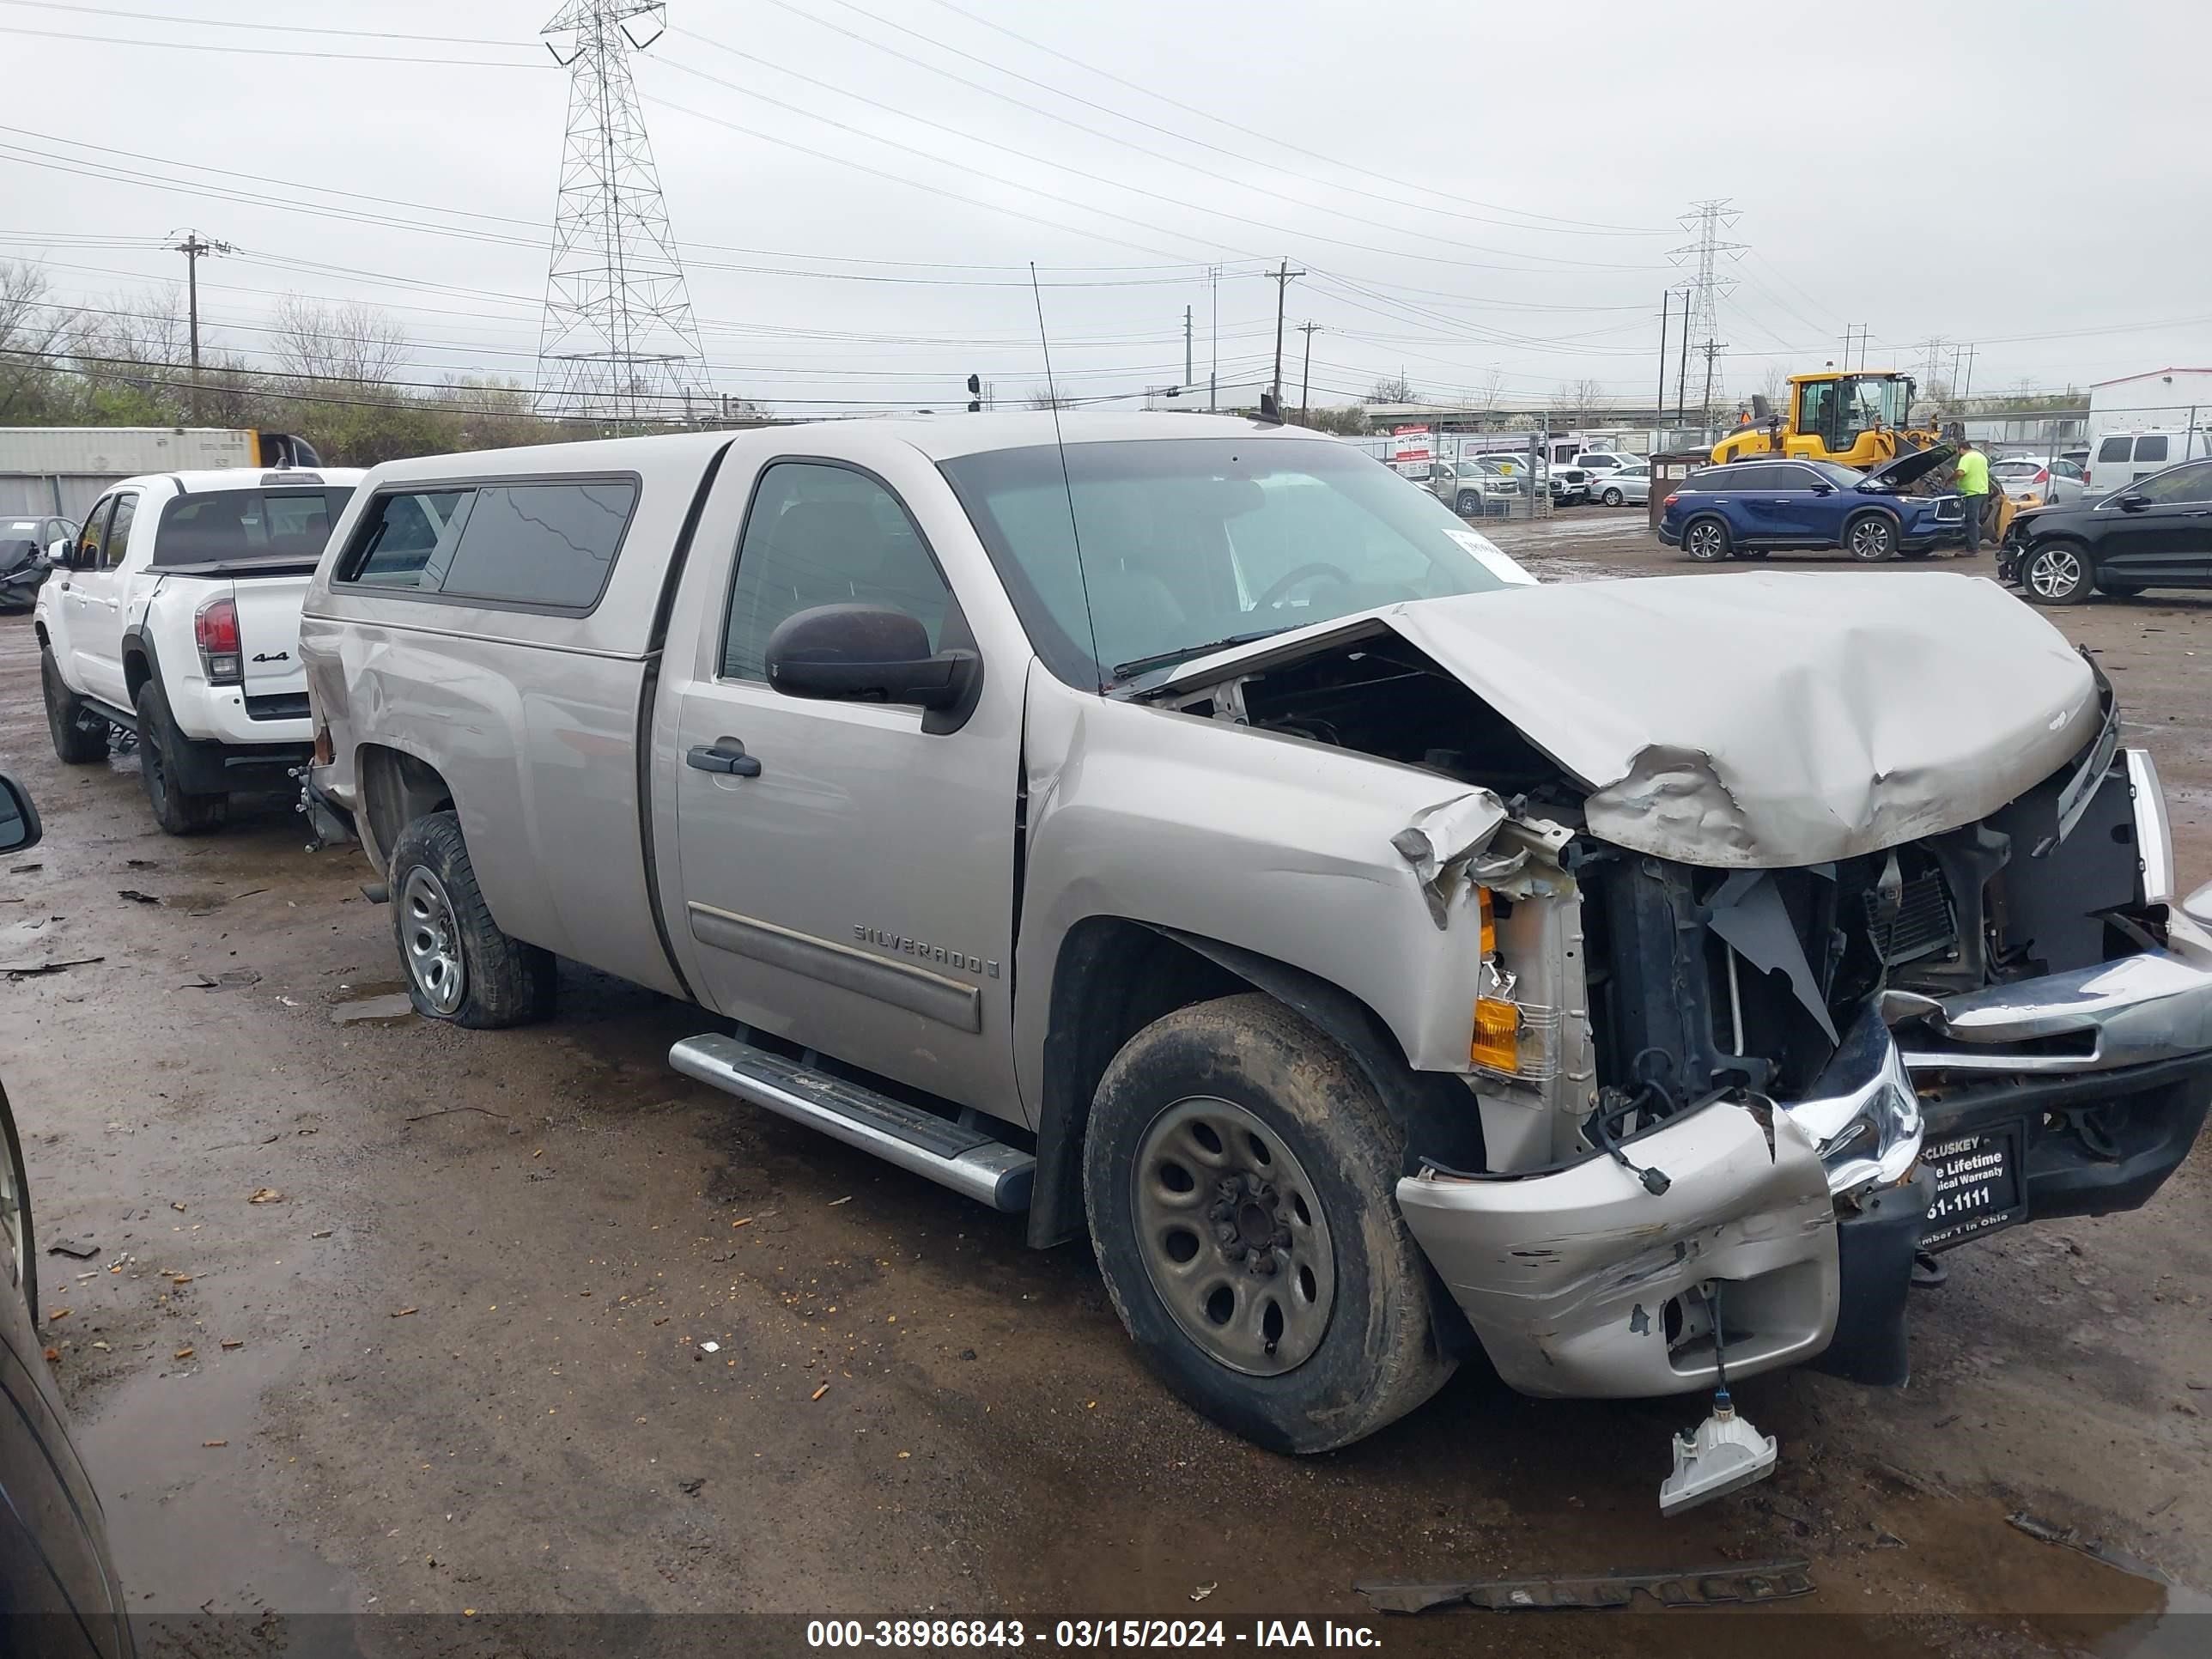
1669, 198, 1745, 423
535, 1, 709, 427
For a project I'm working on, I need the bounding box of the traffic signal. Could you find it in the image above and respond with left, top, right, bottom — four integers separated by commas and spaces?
966, 373, 981, 413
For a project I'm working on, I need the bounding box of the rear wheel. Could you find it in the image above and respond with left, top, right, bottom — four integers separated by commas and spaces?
1082, 993, 1453, 1453
1845, 513, 1899, 562
1601, 486, 1624, 507
2021, 542, 2092, 605
387, 811, 556, 1028
1683, 517, 1732, 562
135, 680, 228, 835
42, 647, 109, 764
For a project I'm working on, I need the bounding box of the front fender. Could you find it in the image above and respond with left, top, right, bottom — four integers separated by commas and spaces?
1013, 675, 1492, 1109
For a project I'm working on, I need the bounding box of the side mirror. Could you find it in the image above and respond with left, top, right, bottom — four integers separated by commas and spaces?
1810, 482, 1835, 495
0, 772, 41, 854
765, 603, 978, 714
45, 538, 69, 566
2118, 493, 2151, 512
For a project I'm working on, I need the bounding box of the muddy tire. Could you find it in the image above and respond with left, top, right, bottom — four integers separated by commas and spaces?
42, 646, 109, 764
135, 679, 228, 836
2021, 541, 2092, 606
0, 1084, 37, 1322
387, 811, 556, 1029
1844, 512, 1899, 562
1082, 993, 1453, 1454
1682, 516, 1731, 562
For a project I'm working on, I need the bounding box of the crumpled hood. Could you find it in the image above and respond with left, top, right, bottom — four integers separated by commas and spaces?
1155, 572, 2103, 867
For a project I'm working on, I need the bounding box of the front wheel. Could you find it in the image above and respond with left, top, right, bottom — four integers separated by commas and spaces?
1845, 514, 1899, 562
136, 680, 228, 835
1455, 490, 1483, 516
42, 647, 109, 764
1082, 994, 1454, 1454
1683, 517, 1732, 562
2021, 543, 2092, 605
387, 811, 556, 1028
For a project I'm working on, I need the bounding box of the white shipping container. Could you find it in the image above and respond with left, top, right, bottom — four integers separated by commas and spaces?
1, 427, 260, 517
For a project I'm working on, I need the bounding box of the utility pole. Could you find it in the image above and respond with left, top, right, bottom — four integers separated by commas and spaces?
1296, 321, 1321, 423
167, 228, 232, 422
1657, 290, 1673, 426
1675, 287, 1692, 425
1698, 340, 1728, 424
1268, 258, 1305, 408
1183, 304, 1193, 390
1957, 342, 1976, 404
1208, 264, 1218, 413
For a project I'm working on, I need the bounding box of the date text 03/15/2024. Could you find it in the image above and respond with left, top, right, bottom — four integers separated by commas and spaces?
805, 1620, 1382, 1649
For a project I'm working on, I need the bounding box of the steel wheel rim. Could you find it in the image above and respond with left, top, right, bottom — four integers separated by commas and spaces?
0, 1133, 23, 1300
2028, 548, 2081, 599
400, 865, 466, 1015
1130, 1096, 1336, 1376
1850, 519, 1892, 560
1687, 523, 1723, 559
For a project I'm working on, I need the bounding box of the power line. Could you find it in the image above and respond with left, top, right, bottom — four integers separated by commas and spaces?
0, 0, 519, 44
0, 21, 542, 67
910, 0, 1669, 235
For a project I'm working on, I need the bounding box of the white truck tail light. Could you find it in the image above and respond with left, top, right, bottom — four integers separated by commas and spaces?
196, 595, 242, 685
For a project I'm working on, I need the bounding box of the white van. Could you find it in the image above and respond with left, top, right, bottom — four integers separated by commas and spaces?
2085, 429, 2212, 497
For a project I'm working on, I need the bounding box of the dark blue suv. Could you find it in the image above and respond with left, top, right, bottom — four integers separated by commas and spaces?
1657, 448, 1965, 562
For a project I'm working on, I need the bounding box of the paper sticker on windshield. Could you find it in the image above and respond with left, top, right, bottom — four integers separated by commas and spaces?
1446, 526, 1536, 585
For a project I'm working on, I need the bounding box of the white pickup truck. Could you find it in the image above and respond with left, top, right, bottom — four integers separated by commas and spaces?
35, 467, 362, 832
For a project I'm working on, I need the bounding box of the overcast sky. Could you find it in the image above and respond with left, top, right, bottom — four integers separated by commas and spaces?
7, 0, 2210, 417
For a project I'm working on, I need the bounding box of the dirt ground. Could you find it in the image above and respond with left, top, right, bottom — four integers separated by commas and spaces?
4, 520, 2211, 1656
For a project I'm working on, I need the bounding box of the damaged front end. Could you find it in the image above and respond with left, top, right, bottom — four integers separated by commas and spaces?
1142, 573, 2212, 1402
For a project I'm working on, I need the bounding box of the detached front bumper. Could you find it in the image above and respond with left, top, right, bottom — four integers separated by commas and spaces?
1401, 903, 2212, 1401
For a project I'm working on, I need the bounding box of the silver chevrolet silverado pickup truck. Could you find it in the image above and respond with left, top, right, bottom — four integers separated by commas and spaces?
299, 411, 2212, 1460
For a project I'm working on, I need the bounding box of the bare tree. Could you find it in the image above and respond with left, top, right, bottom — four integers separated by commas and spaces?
1556, 378, 1606, 424
270, 295, 409, 386
1478, 367, 1505, 410
1024, 385, 1073, 410
0, 261, 81, 420
1369, 372, 1415, 404
1759, 365, 1787, 410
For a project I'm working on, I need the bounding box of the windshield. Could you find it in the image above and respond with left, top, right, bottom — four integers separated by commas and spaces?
1844, 375, 1911, 433
1, 520, 40, 565
1809, 460, 1867, 487
939, 437, 1531, 688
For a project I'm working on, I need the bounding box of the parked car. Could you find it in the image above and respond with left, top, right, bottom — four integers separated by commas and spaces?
1990, 455, 2086, 507
1428, 460, 1509, 517
302, 412, 2208, 1459
1999, 455, 2212, 604
0, 771, 135, 1658
2085, 429, 2212, 497
34, 467, 362, 833
2061, 447, 2089, 471
1657, 451, 1965, 562
1549, 464, 1593, 505
1, 516, 72, 613
1595, 461, 1650, 507
1571, 450, 1637, 482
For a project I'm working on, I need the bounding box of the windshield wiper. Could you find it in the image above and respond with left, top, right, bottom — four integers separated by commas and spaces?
1109, 627, 1294, 685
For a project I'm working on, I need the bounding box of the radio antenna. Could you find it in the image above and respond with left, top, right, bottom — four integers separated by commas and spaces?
1030, 262, 1103, 694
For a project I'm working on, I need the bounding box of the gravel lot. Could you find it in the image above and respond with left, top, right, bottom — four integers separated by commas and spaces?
3, 516, 2208, 1656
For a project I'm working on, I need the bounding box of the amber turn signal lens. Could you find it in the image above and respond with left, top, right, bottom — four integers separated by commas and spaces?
1478, 885, 1496, 956
1471, 997, 1520, 1072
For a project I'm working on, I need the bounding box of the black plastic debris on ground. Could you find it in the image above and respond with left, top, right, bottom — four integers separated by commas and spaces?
1355, 1559, 1815, 1614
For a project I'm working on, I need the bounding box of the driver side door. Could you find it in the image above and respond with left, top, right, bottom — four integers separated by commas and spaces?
671, 459, 1022, 1112
2098, 462, 2212, 587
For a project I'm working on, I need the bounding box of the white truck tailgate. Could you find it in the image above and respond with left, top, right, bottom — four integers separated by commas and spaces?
230, 574, 313, 697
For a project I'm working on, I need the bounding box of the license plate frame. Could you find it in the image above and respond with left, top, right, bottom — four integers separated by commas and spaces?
1919, 1119, 2028, 1253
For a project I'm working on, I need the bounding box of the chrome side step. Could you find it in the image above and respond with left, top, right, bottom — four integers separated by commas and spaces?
669, 1033, 1034, 1212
